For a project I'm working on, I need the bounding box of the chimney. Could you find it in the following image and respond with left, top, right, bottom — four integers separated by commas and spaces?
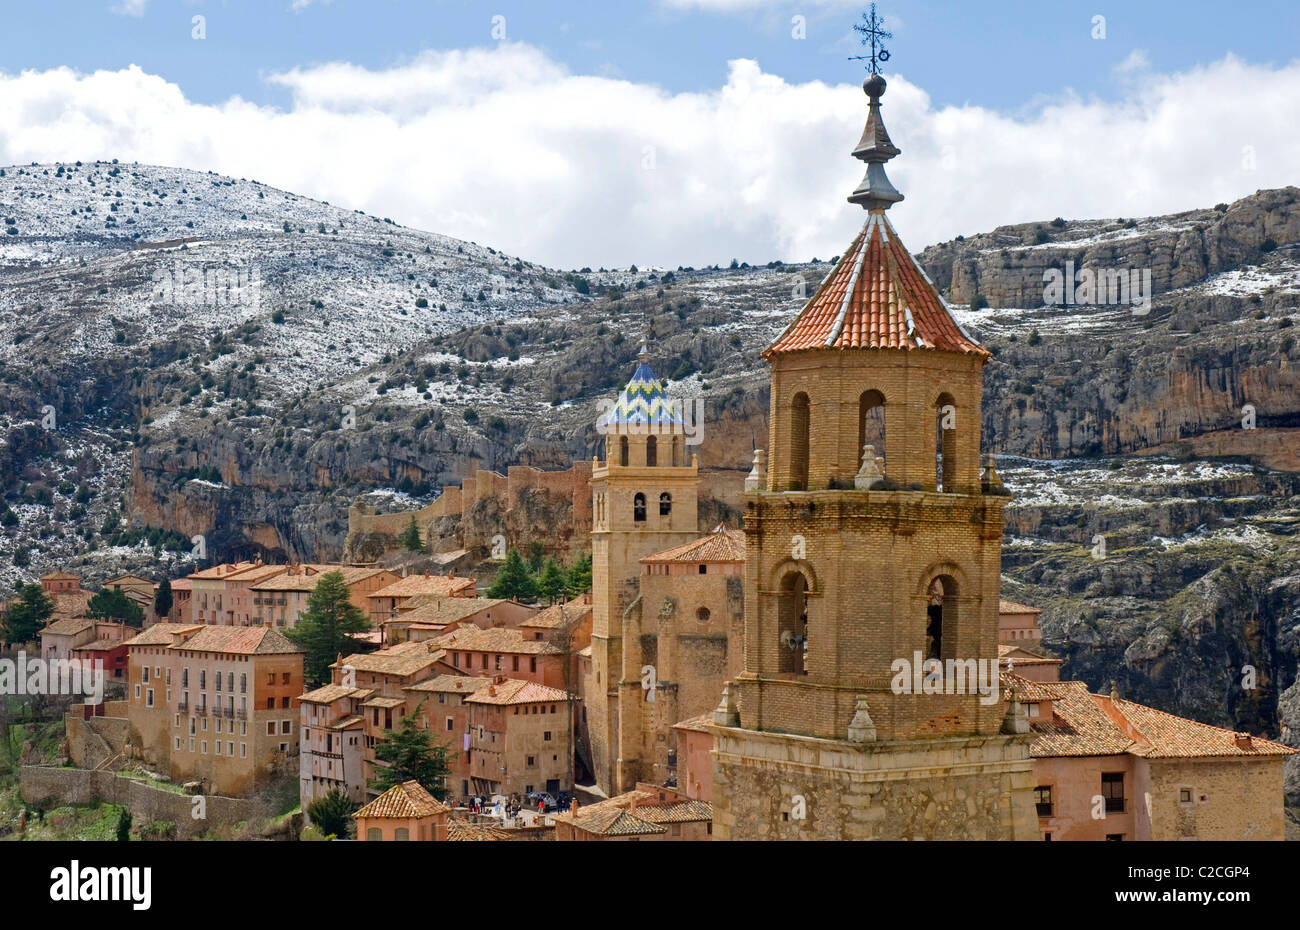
1235, 733, 1254, 750
488, 683, 496, 696
570, 798, 578, 815
264, 620, 272, 629
629, 795, 638, 813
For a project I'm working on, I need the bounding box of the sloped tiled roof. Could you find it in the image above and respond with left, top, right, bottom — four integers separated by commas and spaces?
251, 565, 391, 592
554, 804, 666, 837
405, 674, 495, 695
999, 599, 1042, 615
299, 684, 366, 704
175, 625, 302, 655
642, 525, 745, 564
337, 648, 441, 677
446, 822, 512, 841
1112, 698, 1296, 759
42, 617, 95, 637
41, 570, 81, 581
520, 598, 591, 630
435, 625, 560, 655
353, 780, 447, 820
395, 597, 508, 625
72, 637, 124, 652
465, 678, 571, 706
124, 623, 204, 646
765, 212, 988, 358
370, 575, 476, 600
672, 713, 715, 734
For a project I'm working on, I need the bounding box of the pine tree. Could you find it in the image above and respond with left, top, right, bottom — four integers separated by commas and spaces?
87, 589, 145, 627
398, 515, 425, 553
565, 551, 593, 597
537, 557, 567, 604
154, 577, 174, 620
371, 702, 455, 799
285, 571, 373, 687
525, 540, 545, 575
305, 788, 356, 838
2, 584, 54, 644
485, 549, 538, 601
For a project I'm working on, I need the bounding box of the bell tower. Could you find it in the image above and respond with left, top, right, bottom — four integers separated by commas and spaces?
587, 341, 700, 794
710, 67, 1037, 840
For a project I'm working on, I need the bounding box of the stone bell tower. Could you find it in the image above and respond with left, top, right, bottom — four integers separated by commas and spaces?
709, 72, 1037, 841
587, 341, 701, 795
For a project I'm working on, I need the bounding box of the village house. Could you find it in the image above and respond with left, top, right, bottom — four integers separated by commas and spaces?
299, 683, 371, 805
464, 676, 574, 798
402, 674, 495, 799
552, 785, 712, 841
999, 600, 1044, 647
123, 622, 304, 796
1003, 671, 1296, 841
353, 780, 449, 841
383, 596, 536, 644
103, 574, 160, 625
38, 570, 96, 621
518, 595, 593, 649
366, 573, 476, 623
40, 617, 126, 664
433, 625, 567, 688
249, 564, 400, 629
166, 577, 192, 622
188, 561, 286, 625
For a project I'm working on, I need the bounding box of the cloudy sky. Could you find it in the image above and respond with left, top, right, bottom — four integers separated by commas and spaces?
0, 0, 1297, 268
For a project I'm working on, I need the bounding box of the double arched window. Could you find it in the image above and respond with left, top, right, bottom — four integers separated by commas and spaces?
633, 493, 647, 522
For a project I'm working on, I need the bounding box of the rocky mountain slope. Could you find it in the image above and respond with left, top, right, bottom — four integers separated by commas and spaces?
2, 163, 1298, 778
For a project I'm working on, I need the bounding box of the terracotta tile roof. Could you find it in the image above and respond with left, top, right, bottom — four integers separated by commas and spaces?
446, 822, 513, 841
435, 625, 561, 655
520, 599, 591, 630
672, 713, 715, 734
51, 592, 94, 619
464, 678, 571, 706
370, 575, 476, 600
104, 574, 155, 588
553, 804, 666, 837
765, 213, 988, 358
42, 617, 95, 637
999, 599, 1041, 615
997, 644, 1061, 667
299, 684, 366, 704
41, 570, 81, 581
251, 565, 391, 592
174, 625, 302, 655
361, 696, 406, 709
336, 648, 442, 677
353, 780, 447, 820
72, 637, 124, 652
405, 674, 495, 695
641, 525, 745, 564
124, 623, 204, 646
395, 597, 509, 625
1003, 673, 1297, 760
328, 715, 365, 731
1110, 698, 1296, 759
168, 578, 192, 591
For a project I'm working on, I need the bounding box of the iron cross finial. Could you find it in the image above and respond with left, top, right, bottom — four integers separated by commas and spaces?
848, 3, 892, 74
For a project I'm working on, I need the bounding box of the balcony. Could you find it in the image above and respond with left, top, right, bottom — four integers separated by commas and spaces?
223, 707, 235, 718
176, 702, 189, 713
237, 709, 248, 720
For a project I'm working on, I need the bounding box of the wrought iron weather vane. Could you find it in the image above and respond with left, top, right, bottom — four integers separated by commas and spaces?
849, 3, 892, 74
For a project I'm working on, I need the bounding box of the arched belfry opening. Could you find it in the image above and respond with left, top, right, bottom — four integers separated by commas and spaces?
646, 435, 658, 467
659, 492, 672, 516
790, 392, 810, 491
633, 492, 647, 522
858, 389, 886, 468
777, 571, 810, 674
926, 575, 958, 662
619, 435, 630, 467
935, 393, 957, 492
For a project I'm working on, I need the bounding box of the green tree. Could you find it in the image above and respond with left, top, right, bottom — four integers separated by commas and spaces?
87, 589, 145, 627
305, 788, 356, 838
154, 577, 173, 619
525, 540, 545, 574
398, 515, 425, 553
115, 808, 132, 842
565, 552, 593, 598
284, 571, 373, 687
537, 557, 567, 604
485, 549, 538, 601
3, 584, 54, 644
371, 702, 455, 799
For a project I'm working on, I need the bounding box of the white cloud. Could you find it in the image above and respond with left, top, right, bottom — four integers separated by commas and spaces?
291, 0, 332, 11
111, 0, 147, 16
0, 46, 1297, 270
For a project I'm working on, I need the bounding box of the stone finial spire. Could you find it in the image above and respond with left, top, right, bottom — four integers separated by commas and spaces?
638, 332, 649, 361
847, 74, 904, 212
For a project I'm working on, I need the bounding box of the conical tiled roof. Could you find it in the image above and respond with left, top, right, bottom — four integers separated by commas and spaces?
765, 212, 988, 358
599, 360, 683, 428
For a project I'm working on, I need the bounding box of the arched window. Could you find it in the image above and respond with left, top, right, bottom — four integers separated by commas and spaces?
633, 493, 647, 522
366, 828, 381, 841
858, 389, 885, 470
777, 571, 809, 674
619, 435, 629, 467
394, 828, 409, 842
659, 492, 672, 516
790, 392, 810, 491
935, 393, 956, 492
646, 435, 657, 467
926, 575, 957, 662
